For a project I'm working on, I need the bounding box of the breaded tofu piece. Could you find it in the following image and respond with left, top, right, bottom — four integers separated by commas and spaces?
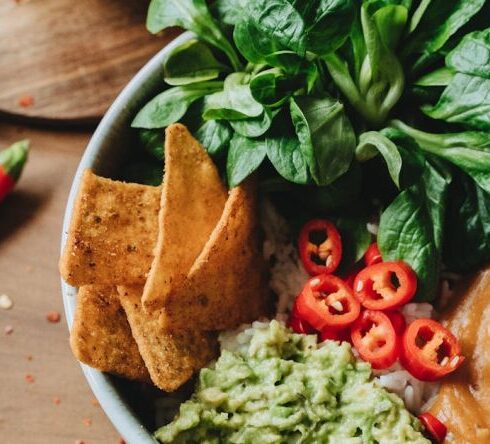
160, 178, 270, 331
117, 285, 218, 392
142, 124, 227, 312
70, 286, 150, 382
59, 170, 160, 286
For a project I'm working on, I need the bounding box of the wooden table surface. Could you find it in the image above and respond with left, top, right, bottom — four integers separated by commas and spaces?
0, 0, 174, 122
0, 122, 123, 443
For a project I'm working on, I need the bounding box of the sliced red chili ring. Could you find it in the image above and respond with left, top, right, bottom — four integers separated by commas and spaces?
364, 243, 382, 266
351, 310, 399, 370
353, 261, 417, 310
342, 265, 361, 290
288, 305, 316, 335
400, 318, 464, 382
298, 219, 342, 276
418, 412, 447, 443
385, 310, 406, 336
319, 326, 351, 344
295, 275, 361, 331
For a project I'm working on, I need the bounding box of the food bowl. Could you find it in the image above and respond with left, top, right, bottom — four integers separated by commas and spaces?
60, 32, 194, 444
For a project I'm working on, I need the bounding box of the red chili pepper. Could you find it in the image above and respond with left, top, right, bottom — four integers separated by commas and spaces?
386, 310, 406, 336
400, 318, 464, 381
351, 310, 399, 369
353, 261, 417, 310
0, 140, 29, 203
418, 412, 447, 443
288, 305, 316, 335
342, 265, 361, 289
364, 243, 382, 266
295, 275, 361, 332
319, 326, 351, 344
298, 219, 342, 276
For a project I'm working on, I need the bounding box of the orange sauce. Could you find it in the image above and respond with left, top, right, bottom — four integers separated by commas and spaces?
430, 269, 490, 443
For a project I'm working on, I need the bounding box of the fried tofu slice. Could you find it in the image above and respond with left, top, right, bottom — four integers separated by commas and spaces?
142, 124, 227, 312
70, 286, 150, 382
60, 170, 160, 286
117, 285, 218, 392
161, 178, 270, 331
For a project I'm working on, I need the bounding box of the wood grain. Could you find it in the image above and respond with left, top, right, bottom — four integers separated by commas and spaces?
0, 0, 179, 123
0, 123, 122, 443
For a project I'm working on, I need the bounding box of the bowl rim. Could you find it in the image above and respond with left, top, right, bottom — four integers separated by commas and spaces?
60, 32, 194, 444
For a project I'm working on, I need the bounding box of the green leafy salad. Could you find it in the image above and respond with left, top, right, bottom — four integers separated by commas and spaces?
130, 0, 490, 305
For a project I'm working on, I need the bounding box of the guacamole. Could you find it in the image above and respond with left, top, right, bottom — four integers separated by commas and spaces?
155, 321, 429, 443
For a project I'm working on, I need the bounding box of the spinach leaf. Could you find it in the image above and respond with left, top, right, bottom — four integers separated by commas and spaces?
226, 112, 311, 186
336, 216, 372, 271
147, 0, 242, 70
234, 0, 354, 61
446, 29, 490, 78
324, 2, 406, 126
364, 0, 408, 50
132, 82, 223, 129
423, 73, 490, 131
404, 0, 486, 72
250, 69, 298, 107
391, 120, 490, 193
290, 95, 356, 186
240, 0, 306, 56
212, 0, 246, 26
227, 134, 267, 187
233, 18, 284, 64
297, 0, 356, 56
163, 39, 229, 86
195, 120, 232, 158
407, 0, 430, 34
203, 73, 263, 120
358, 3, 406, 123
378, 159, 452, 301
444, 173, 490, 272
138, 129, 164, 160
381, 127, 426, 189
265, 51, 310, 75
265, 134, 311, 185
356, 131, 402, 188
230, 108, 275, 138
422, 30, 490, 130
414, 67, 454, 87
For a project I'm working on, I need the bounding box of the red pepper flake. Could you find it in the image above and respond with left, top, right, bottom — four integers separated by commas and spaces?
25, 374, 35, 383
46, 311, 61, 323
4, 325, 14, 335
53, 396, 61, 405
75, 441, 85, 444
82, 418, 92, 427
118, 439, 126, 444
18, 95, 34, 108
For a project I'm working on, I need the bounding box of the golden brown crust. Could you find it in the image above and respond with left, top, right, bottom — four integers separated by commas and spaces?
161, 178, 270, 331
70, 285, 150, 382
59, 170, 161, 286
117, 285, 218, 392
142, 124, 227, 312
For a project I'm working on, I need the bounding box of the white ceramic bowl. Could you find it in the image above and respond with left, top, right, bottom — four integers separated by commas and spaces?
60, 32, 194, 444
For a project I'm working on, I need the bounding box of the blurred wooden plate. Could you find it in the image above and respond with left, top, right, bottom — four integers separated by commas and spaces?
0, 0, 179, 124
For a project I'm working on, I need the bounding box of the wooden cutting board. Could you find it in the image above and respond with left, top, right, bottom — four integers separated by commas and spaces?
0, 0, 180, 123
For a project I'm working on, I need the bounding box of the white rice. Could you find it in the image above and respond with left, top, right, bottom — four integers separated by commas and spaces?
258, 199, 439, 414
